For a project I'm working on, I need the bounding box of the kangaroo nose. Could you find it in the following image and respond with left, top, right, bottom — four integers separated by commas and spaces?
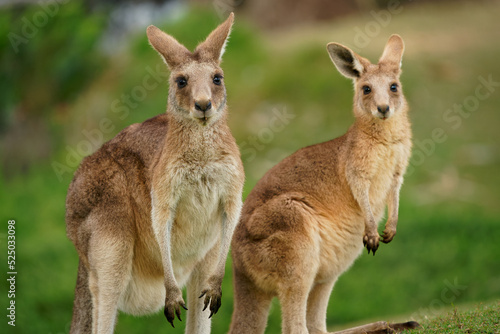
195, 100, 212, 112
377, 105, 390, 114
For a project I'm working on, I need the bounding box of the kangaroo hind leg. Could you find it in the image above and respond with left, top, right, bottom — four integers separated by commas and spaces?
86, 209, 134, 334
70, 260, 93, 334
185, 244, 219, 334
306, 279, 337, 334
229, 266, 273, 334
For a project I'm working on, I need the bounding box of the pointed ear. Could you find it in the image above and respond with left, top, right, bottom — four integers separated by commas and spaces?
326, 42, 369, 79
147, 25, 191, 69
379, 34, 405, 68
195, 12, 234, 63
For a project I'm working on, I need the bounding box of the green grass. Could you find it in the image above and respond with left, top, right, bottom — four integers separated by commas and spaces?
405, 301, 500, 333
2, 1, 500, 333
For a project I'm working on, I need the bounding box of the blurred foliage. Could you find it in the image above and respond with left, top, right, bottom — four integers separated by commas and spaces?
0, 1, 106, 130
0, 1, 107, 177
1, 1, 500, 333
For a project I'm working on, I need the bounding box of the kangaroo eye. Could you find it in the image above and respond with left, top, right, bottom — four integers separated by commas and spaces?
362, 86, 371, 95
213, 74, 223, 86
175, 77, 187, 89
390, 83, 398, 92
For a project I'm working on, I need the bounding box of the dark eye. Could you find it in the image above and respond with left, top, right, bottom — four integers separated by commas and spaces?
213, 74, 223, 86
175, 77, 187, 89
390, 83, 398, 92
362, 85, 371, 95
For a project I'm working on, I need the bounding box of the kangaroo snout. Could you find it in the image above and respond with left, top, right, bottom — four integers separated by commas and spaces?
193, 99, 213, 120
195, 100, 212, 112
377, 104, 390, 119
377, 105, 389, 114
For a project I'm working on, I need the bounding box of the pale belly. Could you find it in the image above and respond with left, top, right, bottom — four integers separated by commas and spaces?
315, 163, 397, 282
119, 181, 223, 316
316, 215, 365, 283
118, 273, 165, 316
170, 191, 222, 284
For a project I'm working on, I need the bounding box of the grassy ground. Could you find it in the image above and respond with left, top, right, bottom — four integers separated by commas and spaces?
404, 301, 500, 333
2, 1, 500, 333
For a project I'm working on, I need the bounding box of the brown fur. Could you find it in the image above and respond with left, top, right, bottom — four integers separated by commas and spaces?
66, 13, 244, 334
229, 35, 412, 334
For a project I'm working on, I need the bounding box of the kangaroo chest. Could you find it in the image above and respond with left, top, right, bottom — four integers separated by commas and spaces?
366, 140, 408, 218
166, 154, 233, 268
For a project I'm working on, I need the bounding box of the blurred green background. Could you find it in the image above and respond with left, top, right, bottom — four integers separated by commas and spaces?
1, 0, 499, 333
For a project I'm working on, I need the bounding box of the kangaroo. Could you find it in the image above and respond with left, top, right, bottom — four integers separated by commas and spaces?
66, 13, 244, 334
229, 35, 412, 334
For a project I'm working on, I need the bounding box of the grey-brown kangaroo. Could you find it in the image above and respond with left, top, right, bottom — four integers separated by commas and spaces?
229, 35, 412, 334
66, 13, 244, 334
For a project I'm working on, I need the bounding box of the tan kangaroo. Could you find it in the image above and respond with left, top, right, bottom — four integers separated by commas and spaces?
229, 35, 412, 334
66, 13, 244, 334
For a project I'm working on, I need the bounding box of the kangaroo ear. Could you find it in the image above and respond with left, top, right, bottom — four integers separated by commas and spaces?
147, 25, 191, 69
195, 12, 234, 63
327, 43, 369, 79
379, 34, 405, 68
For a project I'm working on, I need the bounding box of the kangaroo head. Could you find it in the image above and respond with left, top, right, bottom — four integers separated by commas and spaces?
327, 35, 405, 121
147, 13, 234, 126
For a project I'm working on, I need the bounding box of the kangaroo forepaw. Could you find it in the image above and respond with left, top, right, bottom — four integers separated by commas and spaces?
164, 289, 187, 328
199, 285, 222, 318
381, 228, 396, 244
363, 232, 380, 255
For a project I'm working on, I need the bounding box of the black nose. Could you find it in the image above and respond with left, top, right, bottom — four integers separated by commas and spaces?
195, 101, 212, 112
377, 105, 390, 114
